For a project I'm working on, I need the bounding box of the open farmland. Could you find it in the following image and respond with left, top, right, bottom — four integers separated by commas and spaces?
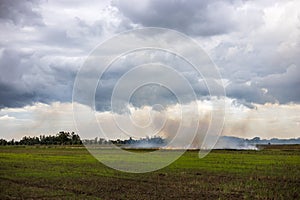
0, 145, 299, 199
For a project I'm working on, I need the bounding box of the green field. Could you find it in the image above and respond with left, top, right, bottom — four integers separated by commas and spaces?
0, 146, 299, 199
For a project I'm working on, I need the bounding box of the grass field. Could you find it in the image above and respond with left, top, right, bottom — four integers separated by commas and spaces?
0, 145, 299, 199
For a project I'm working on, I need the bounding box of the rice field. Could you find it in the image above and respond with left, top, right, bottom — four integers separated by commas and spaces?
0, 145, 299, 199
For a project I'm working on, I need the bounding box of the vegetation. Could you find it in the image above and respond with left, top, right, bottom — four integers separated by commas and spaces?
0, 132, 82, 146
0, 145, 299, 199
0, 133, 165, 147
82, 136, 165, 147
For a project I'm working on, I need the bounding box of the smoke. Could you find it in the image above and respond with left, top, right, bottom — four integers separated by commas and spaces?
94, 99, 224, 149
214, 136, 258, 150
94, 100, 215, 149
158, 113, 211, 149
0, 99, 299, 149
94, 99, 300, 149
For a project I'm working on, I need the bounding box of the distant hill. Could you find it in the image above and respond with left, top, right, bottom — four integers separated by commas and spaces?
214, 136, 300, 149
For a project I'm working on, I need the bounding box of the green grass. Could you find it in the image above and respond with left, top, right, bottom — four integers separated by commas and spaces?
0, 146, 299, 199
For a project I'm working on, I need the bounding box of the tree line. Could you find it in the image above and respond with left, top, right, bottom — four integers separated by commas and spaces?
82, 136, 165, 147
0, 132, 165, 147
0, 131, 82, 145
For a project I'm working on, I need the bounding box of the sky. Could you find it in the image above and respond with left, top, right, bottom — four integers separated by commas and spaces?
0, 0, 299, 141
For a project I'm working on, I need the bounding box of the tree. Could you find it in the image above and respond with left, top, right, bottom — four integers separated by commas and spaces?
0, 132, 83, 146
0, 139, 7, 145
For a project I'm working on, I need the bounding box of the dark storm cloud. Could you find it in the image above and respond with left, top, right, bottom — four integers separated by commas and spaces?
224, 65, 300, 105
0, 48, 77, 108
0, 1, 110, 108
256, 65, 300, 104
226, 82, 276, 105
0, 0, 299, 110
0, 0, 44, 26
93, 50, 212, 112
0, 81, 35, 109
111, 0, 300, 104
113, 0, 238, 36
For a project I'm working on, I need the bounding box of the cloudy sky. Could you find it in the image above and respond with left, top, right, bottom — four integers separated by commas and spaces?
0, 0, 299, 141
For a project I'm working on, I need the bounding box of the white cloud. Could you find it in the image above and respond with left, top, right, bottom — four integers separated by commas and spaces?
0, 99, 299, 141
224, 102, 300, 139
0, 102, 76, 140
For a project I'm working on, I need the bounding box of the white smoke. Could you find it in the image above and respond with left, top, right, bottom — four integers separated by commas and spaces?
0, 98, 299, 150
